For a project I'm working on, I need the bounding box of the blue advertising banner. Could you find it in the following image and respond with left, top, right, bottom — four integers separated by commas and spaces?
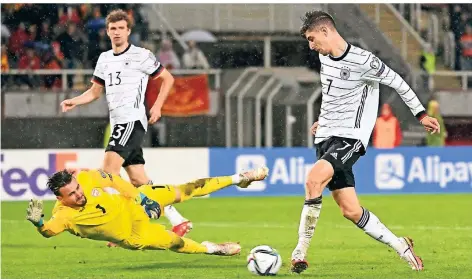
209, 147, 472, 196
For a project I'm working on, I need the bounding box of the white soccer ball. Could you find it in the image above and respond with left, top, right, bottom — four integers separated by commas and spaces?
247, 245, 282, 276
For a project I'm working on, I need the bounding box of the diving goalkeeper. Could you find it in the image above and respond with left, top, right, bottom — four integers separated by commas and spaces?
26, 167, 268, 256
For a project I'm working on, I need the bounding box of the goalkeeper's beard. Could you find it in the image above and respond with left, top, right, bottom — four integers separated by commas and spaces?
77, 195, 87, 207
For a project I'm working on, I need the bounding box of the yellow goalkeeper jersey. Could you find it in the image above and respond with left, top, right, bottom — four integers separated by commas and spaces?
37, 170, 148, 243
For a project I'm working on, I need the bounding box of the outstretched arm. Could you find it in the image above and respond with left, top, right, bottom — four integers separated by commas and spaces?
361, 55, 440, 133
61, 53, 105, 112
26, 199, 68, 238
60, 83, 104, 112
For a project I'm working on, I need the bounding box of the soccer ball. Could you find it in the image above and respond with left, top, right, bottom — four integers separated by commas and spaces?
247, 245, 282, 276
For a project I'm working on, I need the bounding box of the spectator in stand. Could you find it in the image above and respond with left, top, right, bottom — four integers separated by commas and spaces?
56, 23, 76, 62
460, 24, 472, 70
58, 6, 81, 26
87, 28, 109, 67
1, 44, 10, 89
8, 22, 29, 58
17, 46, 40, 88
86, 6, 105, 42
1, 45, 9, 72
1, 17, 11, 44
125, 4, 145, 46
57, 23, 85, 88
372, 103, 402, 149
39, 20, 53, 44
419, 43, 436, 90
51, 41, 65, 63
182, 40, 210, 69
426, 100, 447, 147
157, 39, 180, 70
450, 5, 462, 40
28, 24, 38, 41
79, 4, 92, 22
42, 51, 62, 89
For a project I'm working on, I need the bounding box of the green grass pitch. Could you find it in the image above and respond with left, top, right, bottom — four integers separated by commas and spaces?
2, 194, 472, 279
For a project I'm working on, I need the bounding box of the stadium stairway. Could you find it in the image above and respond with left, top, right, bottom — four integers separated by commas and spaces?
359, 4, 462, 91
222, 67, 322, 147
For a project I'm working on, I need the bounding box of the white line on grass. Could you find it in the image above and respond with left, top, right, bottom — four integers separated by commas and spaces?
193, 222, 472, 231
4, 219, 470, 231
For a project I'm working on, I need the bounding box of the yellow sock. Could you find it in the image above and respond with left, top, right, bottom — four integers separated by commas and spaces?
171, 237, 208, 254
178, 176, 233, 202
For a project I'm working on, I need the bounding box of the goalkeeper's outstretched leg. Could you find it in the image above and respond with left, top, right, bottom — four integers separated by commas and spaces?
119, 167, 269, 256
139, 166, 269, 210
119, 221, 242, 256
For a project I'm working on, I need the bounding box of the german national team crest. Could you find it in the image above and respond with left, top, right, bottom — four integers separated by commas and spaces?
123, 57, 132, 68
340, 67, 350, 80
370, 57, 380, 69
91, 188, 101, 197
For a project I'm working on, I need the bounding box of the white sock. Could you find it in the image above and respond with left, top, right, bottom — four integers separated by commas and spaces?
202, 241, 217, 254
164, 205, 187, 227
292, 196, 322, 260
356, 207, 405, 254
231, 174, 241, 184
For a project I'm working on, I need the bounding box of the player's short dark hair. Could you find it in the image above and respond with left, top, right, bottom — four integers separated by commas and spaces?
300, 10, 336, 37
47, 170, 73, 196
106, 9, 132, 29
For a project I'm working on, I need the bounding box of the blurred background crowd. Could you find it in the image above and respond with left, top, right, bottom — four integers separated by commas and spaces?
1, 3, 471, 149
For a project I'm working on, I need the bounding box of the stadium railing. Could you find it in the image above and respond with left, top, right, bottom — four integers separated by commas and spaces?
147, 3, 322, 33
383, 3, 428, 60
443, 32, 456, 69
394, 3, 422, 33
428, 71, 472, 91
3, 69, 222, 92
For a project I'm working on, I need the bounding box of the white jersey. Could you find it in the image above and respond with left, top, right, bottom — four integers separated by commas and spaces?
315, 44, 426, 148
92, 44, 163, 131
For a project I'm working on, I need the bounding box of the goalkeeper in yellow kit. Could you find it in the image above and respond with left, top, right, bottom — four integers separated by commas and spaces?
26, 167, 268, 256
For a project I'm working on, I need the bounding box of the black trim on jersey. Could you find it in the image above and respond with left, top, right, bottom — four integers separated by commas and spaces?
150, 64, 164, 79
92, 75, 105, 86
355, 86, 369, 128
113, 43, 132, 56
415, 110, 427, 121
379, 68, 391, 82
329, 43, 351, 61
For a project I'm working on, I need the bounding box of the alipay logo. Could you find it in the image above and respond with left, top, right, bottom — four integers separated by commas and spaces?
375, 154, 405, 189
235, 155, 266, 191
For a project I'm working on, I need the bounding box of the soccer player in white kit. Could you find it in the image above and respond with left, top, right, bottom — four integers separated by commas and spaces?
60, 10, 193, 240
290, 11, 441, 273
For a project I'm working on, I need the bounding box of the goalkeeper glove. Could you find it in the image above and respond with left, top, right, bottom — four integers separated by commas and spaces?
136, 193, 161, 219
26, 199, 44, 227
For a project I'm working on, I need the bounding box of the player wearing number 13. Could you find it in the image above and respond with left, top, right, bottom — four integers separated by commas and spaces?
60, 10, 192, 239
